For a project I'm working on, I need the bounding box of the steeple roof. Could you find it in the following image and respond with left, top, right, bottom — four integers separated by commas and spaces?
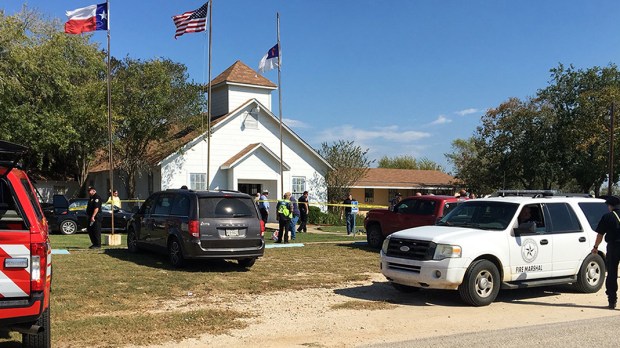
210, 60, 277, 88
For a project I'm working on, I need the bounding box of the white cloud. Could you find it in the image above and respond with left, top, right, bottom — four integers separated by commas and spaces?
283, 118, 310, 129
455, 108, 480, 116
430, 115, 452, 125
316, 125, 431, 145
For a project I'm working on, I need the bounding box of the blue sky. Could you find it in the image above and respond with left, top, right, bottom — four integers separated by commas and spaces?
5, 1, 620, 172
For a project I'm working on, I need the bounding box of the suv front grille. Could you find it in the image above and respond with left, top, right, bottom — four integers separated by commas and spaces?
386, 238, 435, 260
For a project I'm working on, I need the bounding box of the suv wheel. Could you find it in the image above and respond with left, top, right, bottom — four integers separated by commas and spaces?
238, 258, 256, 268
575, 253, 605, 293
59, 220, 78, 235
366, 224, 383, 249
458, 259, 500, 306
22, 308, 50, 348
168, 238, 185, 268
127, 228, 139, 253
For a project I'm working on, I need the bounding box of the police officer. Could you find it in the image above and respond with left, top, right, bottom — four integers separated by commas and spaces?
86, 186, 103, 249
593, 195, 620, 309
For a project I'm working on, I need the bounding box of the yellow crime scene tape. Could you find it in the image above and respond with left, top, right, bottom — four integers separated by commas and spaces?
257, 200, 388, 209
67, 199, 388, 210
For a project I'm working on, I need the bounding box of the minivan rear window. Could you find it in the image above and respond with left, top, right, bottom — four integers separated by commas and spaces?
199, 197, 256, 219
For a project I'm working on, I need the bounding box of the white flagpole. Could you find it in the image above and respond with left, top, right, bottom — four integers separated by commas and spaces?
206, 0, 213, 190
106, 0, 115, 235
277, 12, 283, 197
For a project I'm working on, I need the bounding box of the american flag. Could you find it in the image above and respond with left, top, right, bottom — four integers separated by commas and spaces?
173, 2, 209, 39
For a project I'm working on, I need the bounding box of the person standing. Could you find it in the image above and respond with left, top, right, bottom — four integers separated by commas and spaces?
593, 196, 620, 309
343, 194, 354, 235
259, 190, 270, 223
254, 192, 261, 208
106, 189, 121, 209
298, 191, 309, 233
276, 192, 293, 243
86, 186, 103, 249
289, 194, 300, 240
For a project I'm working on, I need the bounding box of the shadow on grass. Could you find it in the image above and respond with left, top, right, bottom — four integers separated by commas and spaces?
333, 280, 590, 308
336, 241, 379, 254
103, 248, 254, 273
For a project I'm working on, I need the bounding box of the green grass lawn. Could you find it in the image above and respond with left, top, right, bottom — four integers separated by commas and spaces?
50, 233, 126, 249
1, 231, 379, 347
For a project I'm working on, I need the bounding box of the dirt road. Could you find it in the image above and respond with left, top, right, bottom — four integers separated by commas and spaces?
142, 273, 618, 348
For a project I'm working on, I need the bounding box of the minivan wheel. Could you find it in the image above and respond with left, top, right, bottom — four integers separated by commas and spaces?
59, 220, 78, 235
238, 258, 256, 268
366, 224, 383, 249
22, 308, 50, 348
575, 253, 605, 293
127, 228, 139, 253
168, 238, 185, 268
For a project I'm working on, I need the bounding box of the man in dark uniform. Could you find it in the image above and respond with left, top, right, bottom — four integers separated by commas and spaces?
298, 191, 309, 233
86, 186, 103, 249
593, 195, 620, 309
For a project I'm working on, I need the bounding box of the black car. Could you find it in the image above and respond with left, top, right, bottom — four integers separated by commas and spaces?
126, 189, 265, 268
44, 194, 132, 235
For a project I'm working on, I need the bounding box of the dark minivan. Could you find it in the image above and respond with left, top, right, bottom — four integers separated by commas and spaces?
126, 189, 265, 268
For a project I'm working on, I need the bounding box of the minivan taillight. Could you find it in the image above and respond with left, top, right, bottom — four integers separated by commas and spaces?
31, 243, 48, 292
260, 220, 265, 237
188, 220, 200, 238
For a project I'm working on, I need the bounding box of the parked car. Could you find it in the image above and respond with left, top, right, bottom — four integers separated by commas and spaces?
0, 140, 52, 346
43, 194, 132, 234
126, 189, 265, 268
380, 192, 609, 306
364, 195, 462, 249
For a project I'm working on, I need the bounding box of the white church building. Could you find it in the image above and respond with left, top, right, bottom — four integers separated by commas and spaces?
88, 60, 331, 220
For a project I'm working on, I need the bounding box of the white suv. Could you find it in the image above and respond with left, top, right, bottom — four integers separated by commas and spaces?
380, 192, 609, 306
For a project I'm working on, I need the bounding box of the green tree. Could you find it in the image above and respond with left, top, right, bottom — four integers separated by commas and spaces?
538, 64, 620, 194
111, 57, 205, 197
0, 9, 106, 186
378, 155, 444, 171
445, 137, 492, 194
316, 140, 373, 211
447, 64, 620, 195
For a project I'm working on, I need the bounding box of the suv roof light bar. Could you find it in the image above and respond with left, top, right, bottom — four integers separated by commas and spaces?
493, 190, 593, 198
493, 190, 555, 197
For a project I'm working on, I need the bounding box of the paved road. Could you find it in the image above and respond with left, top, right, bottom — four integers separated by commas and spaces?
361, 315, 620, 348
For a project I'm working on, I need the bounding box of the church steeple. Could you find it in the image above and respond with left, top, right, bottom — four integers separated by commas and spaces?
209, 60, 277, 117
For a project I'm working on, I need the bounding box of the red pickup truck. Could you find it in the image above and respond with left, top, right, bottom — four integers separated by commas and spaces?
364, 195, 461, 248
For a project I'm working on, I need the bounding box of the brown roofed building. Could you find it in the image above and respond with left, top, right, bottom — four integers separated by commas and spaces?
349, 168, 457, 211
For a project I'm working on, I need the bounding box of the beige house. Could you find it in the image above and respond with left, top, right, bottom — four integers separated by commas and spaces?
349, 168, 457, 212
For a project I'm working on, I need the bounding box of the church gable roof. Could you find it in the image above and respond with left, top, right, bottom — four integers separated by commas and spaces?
210, 60, 277, 89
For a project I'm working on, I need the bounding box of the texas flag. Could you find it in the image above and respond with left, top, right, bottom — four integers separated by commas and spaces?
258, 44, 280, 74
64, 3, 109, 34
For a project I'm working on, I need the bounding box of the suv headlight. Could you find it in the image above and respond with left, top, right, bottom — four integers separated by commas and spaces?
433, 244, 462, 260
381, 237, 390, 254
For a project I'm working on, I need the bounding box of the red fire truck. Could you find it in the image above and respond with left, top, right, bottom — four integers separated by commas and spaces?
0, 141, 52, 347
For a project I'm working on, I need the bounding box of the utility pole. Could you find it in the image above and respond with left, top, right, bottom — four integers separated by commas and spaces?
609, 102, 615, 196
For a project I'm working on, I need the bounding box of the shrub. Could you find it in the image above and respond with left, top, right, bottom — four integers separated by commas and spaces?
308, 206, 365, 226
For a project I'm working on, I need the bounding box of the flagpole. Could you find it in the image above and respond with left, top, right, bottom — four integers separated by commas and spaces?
277, 12, 283, 197
206, 0, 213, 190
106, 0, 115, 235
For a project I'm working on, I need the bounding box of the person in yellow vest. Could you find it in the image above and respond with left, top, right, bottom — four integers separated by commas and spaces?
276, 192, 293, 243
106, 189, 121, 209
